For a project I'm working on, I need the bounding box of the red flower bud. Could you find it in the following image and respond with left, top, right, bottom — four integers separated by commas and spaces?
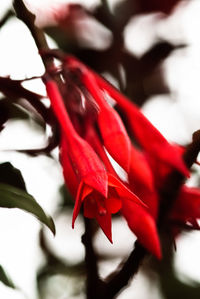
82, 70, 131, 172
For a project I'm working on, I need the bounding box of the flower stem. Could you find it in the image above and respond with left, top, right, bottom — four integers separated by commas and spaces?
13, 0, 53, 70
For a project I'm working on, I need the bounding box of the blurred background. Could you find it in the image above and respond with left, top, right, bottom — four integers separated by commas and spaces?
1, 0, 200, 298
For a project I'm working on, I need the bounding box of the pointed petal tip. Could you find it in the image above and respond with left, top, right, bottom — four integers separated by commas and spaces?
105, 231, 113, 243
139, 234, 162, 260
72, 218, 75, 229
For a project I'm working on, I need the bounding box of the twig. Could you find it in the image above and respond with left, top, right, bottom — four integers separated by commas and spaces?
82, 218, 105, 299
13, 0, 53, 70
104, 241, 146, 298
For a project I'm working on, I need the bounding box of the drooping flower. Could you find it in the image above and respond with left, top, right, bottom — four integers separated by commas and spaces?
81, 69, 132, 172
59, 123, 161, 257
43, 51, 196, 260
45, 77, 108, 197
60, 132, 156, 248
46, 75, 161, 257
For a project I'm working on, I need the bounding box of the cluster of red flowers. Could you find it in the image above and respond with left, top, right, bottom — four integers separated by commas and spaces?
44, 53, 200, 260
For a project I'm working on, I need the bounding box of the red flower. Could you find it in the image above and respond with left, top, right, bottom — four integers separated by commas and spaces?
94, 72, 189, 178
81, 69, 132, 172
72, 173, 142, 243
63, 56, 132, 172
60, 133, 145, 243
60, 129, 161, 257
45, 78, 108, 197
44, 52, 195, 260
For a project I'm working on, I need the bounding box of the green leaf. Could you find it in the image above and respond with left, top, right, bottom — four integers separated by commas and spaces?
0, 265, 15, 289
0, 162, 26, 191
0, 183, 55, 235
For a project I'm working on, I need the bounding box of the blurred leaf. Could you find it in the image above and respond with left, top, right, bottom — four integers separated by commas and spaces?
0, 10, 14, 29
58, 184, 74, 210
121, 41, 185, 105
0, 183, 55, 235
0, 98, 29, 120
147, 233, 200, 299
0, 265, 15, 289
114, 0, 186, 30
37, 229, 85, 298
0, 162, 26, 191
139, 0, 184, 14
0, 77, 51, 125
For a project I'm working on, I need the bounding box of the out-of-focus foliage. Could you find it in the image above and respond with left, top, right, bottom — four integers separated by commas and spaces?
0, 265, 16, 289
0, 0, 197, 299
0, 162, 55, 234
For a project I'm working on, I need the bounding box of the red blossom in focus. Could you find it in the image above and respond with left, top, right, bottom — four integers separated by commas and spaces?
42, 51, 200, 260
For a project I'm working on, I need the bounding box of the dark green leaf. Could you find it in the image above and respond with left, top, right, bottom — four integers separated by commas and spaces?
0, 265, 15, 289
0, 183, 55, 235
0, 162, 26, 191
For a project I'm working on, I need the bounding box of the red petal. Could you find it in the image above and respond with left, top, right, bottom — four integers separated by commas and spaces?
108, 174, 145, 206
82, 71, 131, 171
83, 197, 97, 218
72, 180, 84, 228
106, 197, 122, 214
45, 79, 77, 136
98, 106, 131, 172
128, 146, 154, 192
84, 124, 117, 175
68, 135, 108, 197
59, 133, 79, 197
122, 199, 161, 259
46, 79, 108, 197
96, 212, 112, 243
